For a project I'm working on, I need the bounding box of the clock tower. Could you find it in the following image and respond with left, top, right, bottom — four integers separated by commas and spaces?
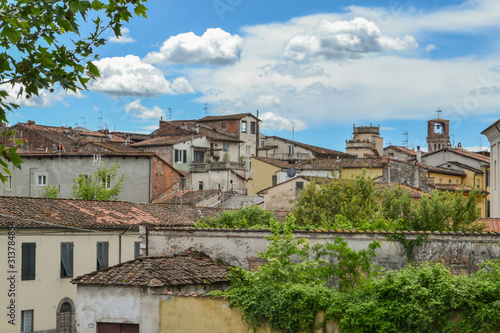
426, 112, 450, 153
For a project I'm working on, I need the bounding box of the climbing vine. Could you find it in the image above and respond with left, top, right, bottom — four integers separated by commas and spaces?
386, 234, 428, 262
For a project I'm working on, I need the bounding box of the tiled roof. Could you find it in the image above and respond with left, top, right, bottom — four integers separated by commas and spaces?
197, 113, 258, 122
432, 184, 487, 194
17, 150, 157, 158
265, 136, 353, 157
438, 161, 484, 174
0, 197, 222, 228
252, 156, 293, 169
377, 182, 425, 198
479, 218, 500, 232
130, 134, 201, 147
384, 145, 417, 156
294, 157, 385, 170
424, 164, 467, 177
77, 142, 141, 153
71, 252, 230, 287
449, 148, 490, 163
154, 189, 221, 205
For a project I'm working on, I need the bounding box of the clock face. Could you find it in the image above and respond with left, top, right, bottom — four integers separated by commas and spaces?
434, 123, 443, 134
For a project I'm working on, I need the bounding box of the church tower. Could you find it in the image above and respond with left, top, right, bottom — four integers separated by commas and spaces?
426, 110, 450, 153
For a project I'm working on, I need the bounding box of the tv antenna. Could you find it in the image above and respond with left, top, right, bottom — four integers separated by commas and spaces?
79, 116, 87, 129
402, 131, 409, 148
203, 102, 208, 117
476, 137, 483, 151
167, 108, 172, 121
98, 112, 103, 130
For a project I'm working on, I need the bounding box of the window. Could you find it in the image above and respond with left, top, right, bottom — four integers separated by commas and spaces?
21, 243, 36, 280
260, 140, 265, 147
21, 310, 33, 332
18, 130, 23, 138
486, 169, 490, 187
221, 122, 227, 128
439, 178, 442, 184
102, 175, 111, 189
96, 242, 109, 270
198, 181, 204, 190
174, 149, 187, 163
93, 154, 101, 163
193, 151, 204, 162
241, 121, 247, 133
209, 143, 215, 156
272, 175, 277, 186
296, 181, 304, 190
4, 175, 11, 189
37, 175, 46, 186
288, 146, 294, 154
60, 242, 74, 278
449, 179, 452, 184
250, 121, 256, 134
246, 146, 251, 154
134, 242, 141, 259
388, 152, 394, 156
222, 143, 229, 153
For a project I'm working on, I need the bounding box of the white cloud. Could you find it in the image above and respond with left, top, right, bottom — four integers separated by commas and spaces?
144, 28, 243, 65
258, 63, 326, 78
90, 55, 174, 97
125, 100, 165, 120
425, 44, 436, 52
283, 17, 417, 62
259, 112, 307, 131
256, 94, 281, 108
108, 27, 135, 44
171, 77, 195, 94
302, 82, 338, 95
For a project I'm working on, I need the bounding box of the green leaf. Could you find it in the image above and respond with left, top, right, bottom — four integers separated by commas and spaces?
86, 61, 100, 78
1, 26, 22, 44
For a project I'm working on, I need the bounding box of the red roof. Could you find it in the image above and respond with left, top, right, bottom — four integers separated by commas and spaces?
479, 218, 500, 232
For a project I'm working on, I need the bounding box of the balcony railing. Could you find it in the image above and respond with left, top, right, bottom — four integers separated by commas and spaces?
190, 161, 246, 172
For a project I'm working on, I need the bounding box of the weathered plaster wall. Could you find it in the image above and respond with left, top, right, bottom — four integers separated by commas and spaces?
76, 285, 159, 333
147, 228, 500, 271
159, 297, 341, 333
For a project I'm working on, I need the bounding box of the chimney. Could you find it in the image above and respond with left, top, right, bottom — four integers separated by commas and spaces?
416, 146, 422, 163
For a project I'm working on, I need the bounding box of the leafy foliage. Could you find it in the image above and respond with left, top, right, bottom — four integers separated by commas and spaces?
43, 184, 59, 198
70, 164, 125, 200
292, 171, 484, 232
0, 0, 147, 180
195, 205, 277, 229
328, 260, 500, 333
220, 217, 381, 332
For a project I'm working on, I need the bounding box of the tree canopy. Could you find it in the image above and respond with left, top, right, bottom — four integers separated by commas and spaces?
0, 0, 147, 180
70, 164, 125, 200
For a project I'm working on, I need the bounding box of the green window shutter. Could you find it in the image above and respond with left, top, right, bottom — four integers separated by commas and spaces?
134, 242, 140, 259
21, 243, 36, 280
174, 149, 178, 162
97, 242, 109, 270
183, 150, 187, 163
61, 242, 74, 278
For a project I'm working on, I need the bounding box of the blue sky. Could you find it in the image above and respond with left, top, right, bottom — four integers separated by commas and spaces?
6, 0, 500, 152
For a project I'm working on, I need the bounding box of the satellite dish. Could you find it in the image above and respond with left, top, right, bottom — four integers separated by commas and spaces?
287, 167, 296, 178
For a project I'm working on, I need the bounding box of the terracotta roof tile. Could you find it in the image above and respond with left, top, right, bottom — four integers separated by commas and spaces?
449, 148, 490, 163
71, 252, 230, 286
479, 218, 500, 232
384, 145, 418, 156
265, 136, 353, 157
294, 157, 385, 170
154, 189, 221, 205
252, 156, 293, 169
197, 113, 257, 121
0, 197, 222, 228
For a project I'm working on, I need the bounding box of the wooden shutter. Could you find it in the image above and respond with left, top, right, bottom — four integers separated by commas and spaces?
21, 243, 36, 280
174, 149, 178, 162
183, 150, 187, 163
134, 242, 140, 259
61, 242, 74, 278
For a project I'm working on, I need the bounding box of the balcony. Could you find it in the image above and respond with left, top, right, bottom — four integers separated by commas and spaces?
190, 161, 246, 172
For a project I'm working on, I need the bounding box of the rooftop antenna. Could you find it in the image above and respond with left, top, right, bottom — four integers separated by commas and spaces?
451, 134, 455, 147
79, 116, 86, 129
167, 108, 172, 121
436, 108, 442, 119
203, 102, 208, 117
98, 112, 103, 131
476, 137, 483, 151
292, 120, 295, 141
402, 131, 409, 148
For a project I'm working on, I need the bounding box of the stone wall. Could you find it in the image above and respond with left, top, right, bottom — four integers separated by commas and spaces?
145, 227, 500, 271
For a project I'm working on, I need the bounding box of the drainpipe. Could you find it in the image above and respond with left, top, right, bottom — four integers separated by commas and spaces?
29, 167, 37, 197
148, 157, 152, 203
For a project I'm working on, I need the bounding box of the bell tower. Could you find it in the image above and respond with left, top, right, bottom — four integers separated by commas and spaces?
426, 110, 450, 153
